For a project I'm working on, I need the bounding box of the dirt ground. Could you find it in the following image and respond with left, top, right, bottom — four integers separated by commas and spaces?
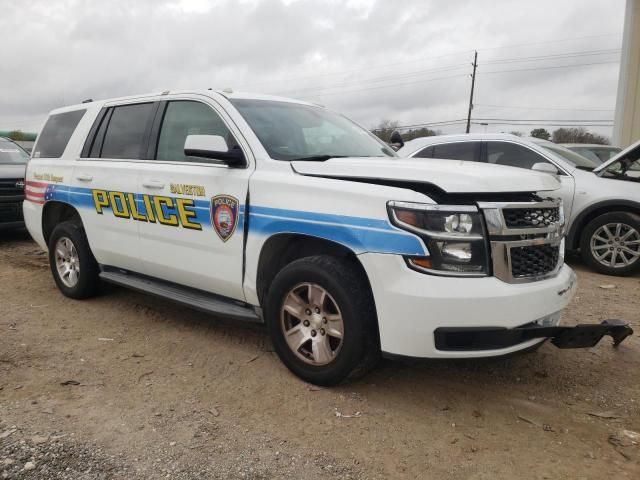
1, 230, 639, 479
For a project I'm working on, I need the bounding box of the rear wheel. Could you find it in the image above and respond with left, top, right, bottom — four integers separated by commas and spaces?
580, 212, 640, 276
48, 221, 101, 299
265, 255, 378, 385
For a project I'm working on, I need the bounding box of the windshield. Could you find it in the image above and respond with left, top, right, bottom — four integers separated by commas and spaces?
599, 154, 640, 182
570, 146, 621, 163
0, 139, 30, 164
540, 144, 600, 169
230, 99, 396, 161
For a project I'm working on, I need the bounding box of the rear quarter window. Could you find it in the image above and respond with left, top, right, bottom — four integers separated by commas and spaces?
33, 109, 86, 159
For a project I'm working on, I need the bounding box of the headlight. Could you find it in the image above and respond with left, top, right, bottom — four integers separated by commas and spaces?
388, 201, 490, 276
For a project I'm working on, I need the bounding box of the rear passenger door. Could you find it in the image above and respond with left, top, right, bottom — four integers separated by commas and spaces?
75, 101, 158, 272
135, 97, 252, 301
484, 141, 576, 218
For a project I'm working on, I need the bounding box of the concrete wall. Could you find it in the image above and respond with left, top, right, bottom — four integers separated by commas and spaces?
614, 0, 640, 147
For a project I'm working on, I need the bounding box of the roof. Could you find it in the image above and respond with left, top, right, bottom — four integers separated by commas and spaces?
398, 133, 532, 155
48, 89, 317, 116
560, 143, 621, 149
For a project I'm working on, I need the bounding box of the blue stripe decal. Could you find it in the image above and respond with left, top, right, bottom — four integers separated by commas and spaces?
248, 206, 425, 256
44, 184, 424, 255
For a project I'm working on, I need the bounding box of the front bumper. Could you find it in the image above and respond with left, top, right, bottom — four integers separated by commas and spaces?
0, 198, 25, 230
435, 319, 633, 351
359, 252, 578, 358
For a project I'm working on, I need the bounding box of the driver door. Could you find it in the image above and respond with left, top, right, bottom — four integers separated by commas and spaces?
135, 98, 252, 301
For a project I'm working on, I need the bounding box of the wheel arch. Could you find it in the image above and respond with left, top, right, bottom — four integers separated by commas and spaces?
255, 233, 374, 306
567, 200, 640, 250
42, 201, 82, 246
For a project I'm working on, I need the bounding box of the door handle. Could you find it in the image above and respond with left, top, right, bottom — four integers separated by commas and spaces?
75, 173, 93, 182
142, 179, 165, 189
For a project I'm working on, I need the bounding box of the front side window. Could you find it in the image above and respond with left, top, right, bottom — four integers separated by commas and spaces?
100, 103, 155, 159
156, 101, 238, 162
486, 142, 551, 169
431, 142, 480, 162
230, 99, 395, 160
33, 109, 86, 159
0, 139, 30, 164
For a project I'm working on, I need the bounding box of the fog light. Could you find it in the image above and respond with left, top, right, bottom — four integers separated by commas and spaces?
441, 242, 472, 262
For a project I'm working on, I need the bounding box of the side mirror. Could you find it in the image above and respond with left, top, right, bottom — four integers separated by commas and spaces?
389, 130, 404, 150
184, 134, 246, 167
531, 162, 559, 175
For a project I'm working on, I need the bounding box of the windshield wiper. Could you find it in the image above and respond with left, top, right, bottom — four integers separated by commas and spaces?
288, 155, 348, 162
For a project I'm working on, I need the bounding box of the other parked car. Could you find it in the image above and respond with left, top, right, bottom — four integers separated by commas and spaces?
561, 143, 622, 164
398, 134, 640, 276
0, 137, 29, 230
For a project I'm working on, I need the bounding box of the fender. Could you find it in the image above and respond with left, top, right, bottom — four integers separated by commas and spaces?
567, 199, 640, 249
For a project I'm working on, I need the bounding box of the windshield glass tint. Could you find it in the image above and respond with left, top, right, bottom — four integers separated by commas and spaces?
541, 145, 599, 169
0, 140, 30, 164
230, 99, 396, 160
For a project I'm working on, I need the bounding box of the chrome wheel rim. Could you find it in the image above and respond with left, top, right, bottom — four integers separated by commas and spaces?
55, 237, 80, 288
280, 283, 344, 366
590, 223, 640, 269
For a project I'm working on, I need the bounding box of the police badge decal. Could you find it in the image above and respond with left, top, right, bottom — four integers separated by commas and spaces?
211, 195, 239, 242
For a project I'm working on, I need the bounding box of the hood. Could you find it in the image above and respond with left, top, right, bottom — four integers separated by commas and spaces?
291, 157, 560, 194
594, 138, 640, 172
0, 163, 27, 179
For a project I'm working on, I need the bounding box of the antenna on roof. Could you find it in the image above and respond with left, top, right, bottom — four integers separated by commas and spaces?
81, 99, 93, 103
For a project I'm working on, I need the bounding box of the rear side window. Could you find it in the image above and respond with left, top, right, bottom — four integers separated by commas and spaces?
414, 146, 434, 158
431, 142, 480, 162
487, 141, 550, 169
100, 103, 155, 159
33, 109, 86, 159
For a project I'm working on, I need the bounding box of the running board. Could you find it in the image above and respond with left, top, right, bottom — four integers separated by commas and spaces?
99, 269, 262, 323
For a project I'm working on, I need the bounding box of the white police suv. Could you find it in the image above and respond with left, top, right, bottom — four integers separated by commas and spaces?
23, 91, 632, 385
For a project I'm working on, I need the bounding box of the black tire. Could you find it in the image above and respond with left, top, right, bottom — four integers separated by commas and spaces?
579, 212, 640, 276
265, 255, 379, 386
48, 220, 101, 299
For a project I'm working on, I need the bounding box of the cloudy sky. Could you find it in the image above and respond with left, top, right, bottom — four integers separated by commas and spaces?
0, 0, 625, 138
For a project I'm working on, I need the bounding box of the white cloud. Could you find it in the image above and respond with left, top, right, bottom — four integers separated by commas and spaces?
0, 0, 624, 139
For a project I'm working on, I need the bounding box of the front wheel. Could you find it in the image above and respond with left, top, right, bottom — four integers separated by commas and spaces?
579, 212, 640, 276
265, 255, 378, 386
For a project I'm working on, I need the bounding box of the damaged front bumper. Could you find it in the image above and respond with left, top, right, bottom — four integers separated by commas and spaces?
434, 319, 633, 351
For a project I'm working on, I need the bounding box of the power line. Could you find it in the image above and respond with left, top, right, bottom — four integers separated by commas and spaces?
480, 60, 619, 75
272, 63, 470, 96
483, 48, 620, 65
476, 33, 621, 52
280, 73, 470, 99
474, 103, 614, 112
472, 121, 613, 127
474, 117, 613, 122
236, 51, 475, 90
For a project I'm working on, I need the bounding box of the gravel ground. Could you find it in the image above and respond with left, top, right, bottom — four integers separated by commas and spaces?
1, 230, 639, 479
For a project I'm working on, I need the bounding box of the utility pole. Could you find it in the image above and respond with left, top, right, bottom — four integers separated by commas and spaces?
466, 51, 478, 134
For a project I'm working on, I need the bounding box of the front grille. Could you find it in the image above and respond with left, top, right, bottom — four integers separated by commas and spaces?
511, 244, 560, 278
0, 178, 24, 197
0, 202, 24, 222
503, 207, 560, 228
